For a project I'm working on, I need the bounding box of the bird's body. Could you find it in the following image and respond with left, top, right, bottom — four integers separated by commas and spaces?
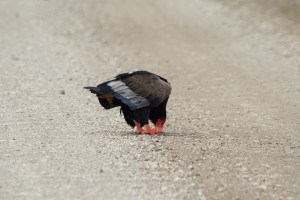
84, 71, 172, 134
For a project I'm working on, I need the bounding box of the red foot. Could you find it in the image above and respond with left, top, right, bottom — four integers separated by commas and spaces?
133, 120, 144, 133
142, 124, 162, 135
155, 119, 165, 132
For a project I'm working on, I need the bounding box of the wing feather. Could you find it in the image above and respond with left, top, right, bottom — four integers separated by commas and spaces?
121, 74, 172, 108
95, 71, 171, 110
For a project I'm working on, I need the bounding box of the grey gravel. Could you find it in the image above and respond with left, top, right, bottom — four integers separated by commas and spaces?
1, 0, 300, 200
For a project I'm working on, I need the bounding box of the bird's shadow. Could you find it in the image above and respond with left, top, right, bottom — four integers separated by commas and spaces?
85, 130, 200, 137
119, 131, 199, 137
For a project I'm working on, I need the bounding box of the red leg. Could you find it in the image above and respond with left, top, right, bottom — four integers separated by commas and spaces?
155, 119, 165, 132
133, 120, 144, 133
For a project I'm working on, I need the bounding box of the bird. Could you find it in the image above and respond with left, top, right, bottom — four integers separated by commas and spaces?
84, 70, 172, 135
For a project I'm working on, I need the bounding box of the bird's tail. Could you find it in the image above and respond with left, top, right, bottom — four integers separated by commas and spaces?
83, 87, 102, 94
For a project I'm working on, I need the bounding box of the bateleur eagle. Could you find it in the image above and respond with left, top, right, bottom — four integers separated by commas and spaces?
84, 71, 172, 134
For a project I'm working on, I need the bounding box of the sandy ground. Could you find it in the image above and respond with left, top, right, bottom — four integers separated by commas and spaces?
1, 0, 300, 199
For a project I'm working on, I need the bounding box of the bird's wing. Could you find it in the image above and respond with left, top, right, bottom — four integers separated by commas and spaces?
121, 74, 172, 108
101, 80, 150, 110
98, 73, 171, 110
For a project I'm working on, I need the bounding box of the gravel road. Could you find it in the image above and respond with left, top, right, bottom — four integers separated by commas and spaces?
1, 0, 300, 199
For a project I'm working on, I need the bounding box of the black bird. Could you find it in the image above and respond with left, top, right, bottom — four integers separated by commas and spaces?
84, 71, 172, 134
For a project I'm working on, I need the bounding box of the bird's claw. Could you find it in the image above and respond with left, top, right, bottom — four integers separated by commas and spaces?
141, 124, 162, 135
133, 120, 144, 133
134, 121, 164, 135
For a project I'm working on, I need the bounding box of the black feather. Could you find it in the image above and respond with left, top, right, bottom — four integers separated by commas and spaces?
84, 87, 102, 94
84, 86, 122, 109
133, 107, 151, 127
84, 70, 171, 130
149, 98, 168, 124
120, 105, 135, 128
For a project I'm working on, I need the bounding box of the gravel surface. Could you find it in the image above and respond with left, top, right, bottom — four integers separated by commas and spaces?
1, 0, 300, 199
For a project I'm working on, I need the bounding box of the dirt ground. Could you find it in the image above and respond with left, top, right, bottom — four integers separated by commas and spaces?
1, 0, 300, 199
